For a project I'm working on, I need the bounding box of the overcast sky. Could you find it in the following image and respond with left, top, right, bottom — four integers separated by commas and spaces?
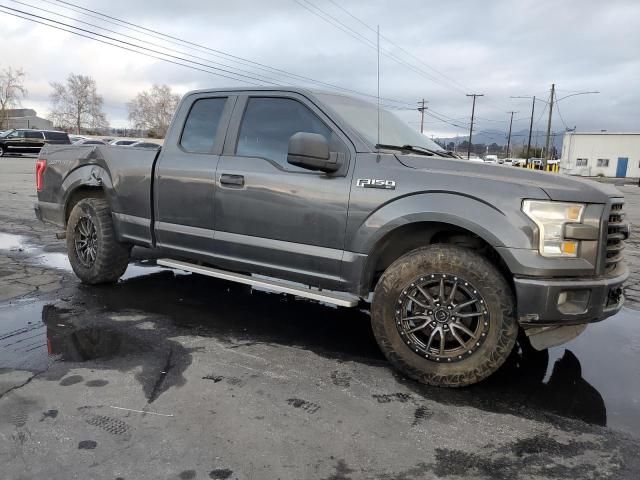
1, 0, 639, 139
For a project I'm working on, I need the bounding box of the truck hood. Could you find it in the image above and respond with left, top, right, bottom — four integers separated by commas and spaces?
397, 155, 622, 203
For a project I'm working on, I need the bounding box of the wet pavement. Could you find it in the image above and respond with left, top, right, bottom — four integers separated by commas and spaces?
1, 266, 639, 433
1, 156, 640, 479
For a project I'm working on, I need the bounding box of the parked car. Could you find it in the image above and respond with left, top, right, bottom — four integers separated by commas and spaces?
128, 141, 161, 149
0, 129, 70, 156
468, 156, 484, 163
35, 87, 629, 387
484, 154, 498, 164
502, 158, 513, 166
68, 135, 87, 143
73, 139, 107, 146
109, 139, 137, 146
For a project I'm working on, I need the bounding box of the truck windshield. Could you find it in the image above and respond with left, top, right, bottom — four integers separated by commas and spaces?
315, 93, 445, 152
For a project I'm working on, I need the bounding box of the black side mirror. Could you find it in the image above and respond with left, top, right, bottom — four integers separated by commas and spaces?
287, 132, 340, 173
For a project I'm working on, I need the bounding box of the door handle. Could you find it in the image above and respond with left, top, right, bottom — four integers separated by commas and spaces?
220, 174, 245, 187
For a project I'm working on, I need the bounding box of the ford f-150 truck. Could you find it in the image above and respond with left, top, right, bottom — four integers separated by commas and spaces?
35, 88, 630, 387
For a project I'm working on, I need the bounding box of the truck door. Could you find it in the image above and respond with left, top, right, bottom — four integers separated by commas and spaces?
153, 94, 235, 257
213, 93, 354, 290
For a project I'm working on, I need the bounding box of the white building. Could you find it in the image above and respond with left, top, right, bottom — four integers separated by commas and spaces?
560, 132, 640, 178
2, 108, 54, 130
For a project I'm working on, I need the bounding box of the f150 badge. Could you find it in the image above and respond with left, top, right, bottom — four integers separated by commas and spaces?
356, 178, 396, 190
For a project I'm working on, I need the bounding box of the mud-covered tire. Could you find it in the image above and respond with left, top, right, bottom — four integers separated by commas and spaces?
66, 197, 131, 284
371, 244, 518, 387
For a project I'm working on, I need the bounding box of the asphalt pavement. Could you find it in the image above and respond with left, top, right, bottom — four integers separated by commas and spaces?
1, 154, 639, 480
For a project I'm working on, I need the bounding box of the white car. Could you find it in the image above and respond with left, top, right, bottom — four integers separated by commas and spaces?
468, 156, 485, 163
109, 139, 138, 146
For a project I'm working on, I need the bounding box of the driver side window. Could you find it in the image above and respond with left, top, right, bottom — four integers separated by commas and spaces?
236, 97, 346, 170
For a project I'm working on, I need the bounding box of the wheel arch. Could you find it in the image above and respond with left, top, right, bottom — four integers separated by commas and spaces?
61, 165, 115, 226
360, 220, 515, 296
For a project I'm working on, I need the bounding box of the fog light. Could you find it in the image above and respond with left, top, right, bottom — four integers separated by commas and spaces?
557, 289, 590, 314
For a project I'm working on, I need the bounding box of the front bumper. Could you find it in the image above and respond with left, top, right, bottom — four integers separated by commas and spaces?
514, 263, 628, 325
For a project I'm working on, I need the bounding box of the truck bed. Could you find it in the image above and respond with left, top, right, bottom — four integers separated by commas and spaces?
38, 144, 159, 244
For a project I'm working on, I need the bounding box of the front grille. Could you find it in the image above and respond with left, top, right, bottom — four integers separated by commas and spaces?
605, 202, 626, 273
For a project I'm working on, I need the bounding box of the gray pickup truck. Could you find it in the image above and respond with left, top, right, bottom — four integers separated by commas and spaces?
35, 88, 629, 387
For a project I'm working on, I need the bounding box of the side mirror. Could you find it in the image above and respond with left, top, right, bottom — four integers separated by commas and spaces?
287, 132, 339, 173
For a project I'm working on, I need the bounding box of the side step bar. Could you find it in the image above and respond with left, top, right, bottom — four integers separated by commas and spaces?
156, 258, 359, 308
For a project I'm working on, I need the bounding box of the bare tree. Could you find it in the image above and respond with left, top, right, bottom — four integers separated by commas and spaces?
49, 73, 108, 134
127, 84, 180, 138
0, 66, 27, 129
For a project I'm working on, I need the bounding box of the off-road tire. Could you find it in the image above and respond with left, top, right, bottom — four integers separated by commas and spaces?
371, 244, 518, 387
66, 197, 131, 284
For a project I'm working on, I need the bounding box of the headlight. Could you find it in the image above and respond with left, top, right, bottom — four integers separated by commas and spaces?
522, 200, 585, 257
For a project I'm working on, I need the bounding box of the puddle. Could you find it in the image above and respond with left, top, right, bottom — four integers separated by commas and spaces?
0, 301, 148, 371
0, 232, 26, 251
0, 299, 191, 402
0, 231, 174, 280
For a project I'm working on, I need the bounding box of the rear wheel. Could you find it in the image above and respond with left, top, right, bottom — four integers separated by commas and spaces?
66, 197, 131, 284
371, 244, 518, 387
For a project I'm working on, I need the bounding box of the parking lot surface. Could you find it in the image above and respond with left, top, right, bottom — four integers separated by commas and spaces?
1, 155, 639, 479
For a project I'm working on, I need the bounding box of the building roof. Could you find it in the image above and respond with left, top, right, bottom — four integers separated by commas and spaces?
5, 108, 37, 117
564, 131, 640, 136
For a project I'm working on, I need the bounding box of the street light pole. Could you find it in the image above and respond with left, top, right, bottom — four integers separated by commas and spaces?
466, 93, 483, 159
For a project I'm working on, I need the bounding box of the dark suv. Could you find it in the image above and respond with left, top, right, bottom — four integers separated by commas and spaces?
0, 129, 70, 156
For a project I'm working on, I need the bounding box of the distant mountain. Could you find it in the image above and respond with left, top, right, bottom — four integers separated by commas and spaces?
437, 129, 564, 151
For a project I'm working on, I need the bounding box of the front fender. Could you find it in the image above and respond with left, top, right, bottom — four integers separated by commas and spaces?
349, 192, 536, 254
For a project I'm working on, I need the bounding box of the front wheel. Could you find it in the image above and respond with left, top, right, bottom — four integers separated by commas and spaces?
371, 244, 518, 387
0, 145, 5, 157
66, 197, 131, 284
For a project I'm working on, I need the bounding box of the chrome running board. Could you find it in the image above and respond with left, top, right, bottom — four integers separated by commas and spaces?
157, 258, 359, 307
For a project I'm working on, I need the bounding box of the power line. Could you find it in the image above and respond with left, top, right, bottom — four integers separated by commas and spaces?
45, 0, 416, 107
1, 4, 279, 85
0, 6, 268, 86
324, 0, 470, 95
293, 0, 480, 96
6, 0, 521, 133
10, 0, 290, 85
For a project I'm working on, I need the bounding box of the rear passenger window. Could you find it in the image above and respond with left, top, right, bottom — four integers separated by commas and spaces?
44, 131, 69, 142
25, 131, 44, 139
236, 97, 337, 167
180, 98, 227, 153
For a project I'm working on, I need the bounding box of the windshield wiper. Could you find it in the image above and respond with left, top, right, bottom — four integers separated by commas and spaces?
375, 143, 454, 158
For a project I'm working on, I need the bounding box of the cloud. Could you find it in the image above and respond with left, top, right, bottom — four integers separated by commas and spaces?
0, 0, 638, 135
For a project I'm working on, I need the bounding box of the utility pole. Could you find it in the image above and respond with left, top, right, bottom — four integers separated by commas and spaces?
506, 111, 517, 158
418, 98, 427, 134
526, 97, 536, 162
466, 93, 483, 159
543, 83, 555, 167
